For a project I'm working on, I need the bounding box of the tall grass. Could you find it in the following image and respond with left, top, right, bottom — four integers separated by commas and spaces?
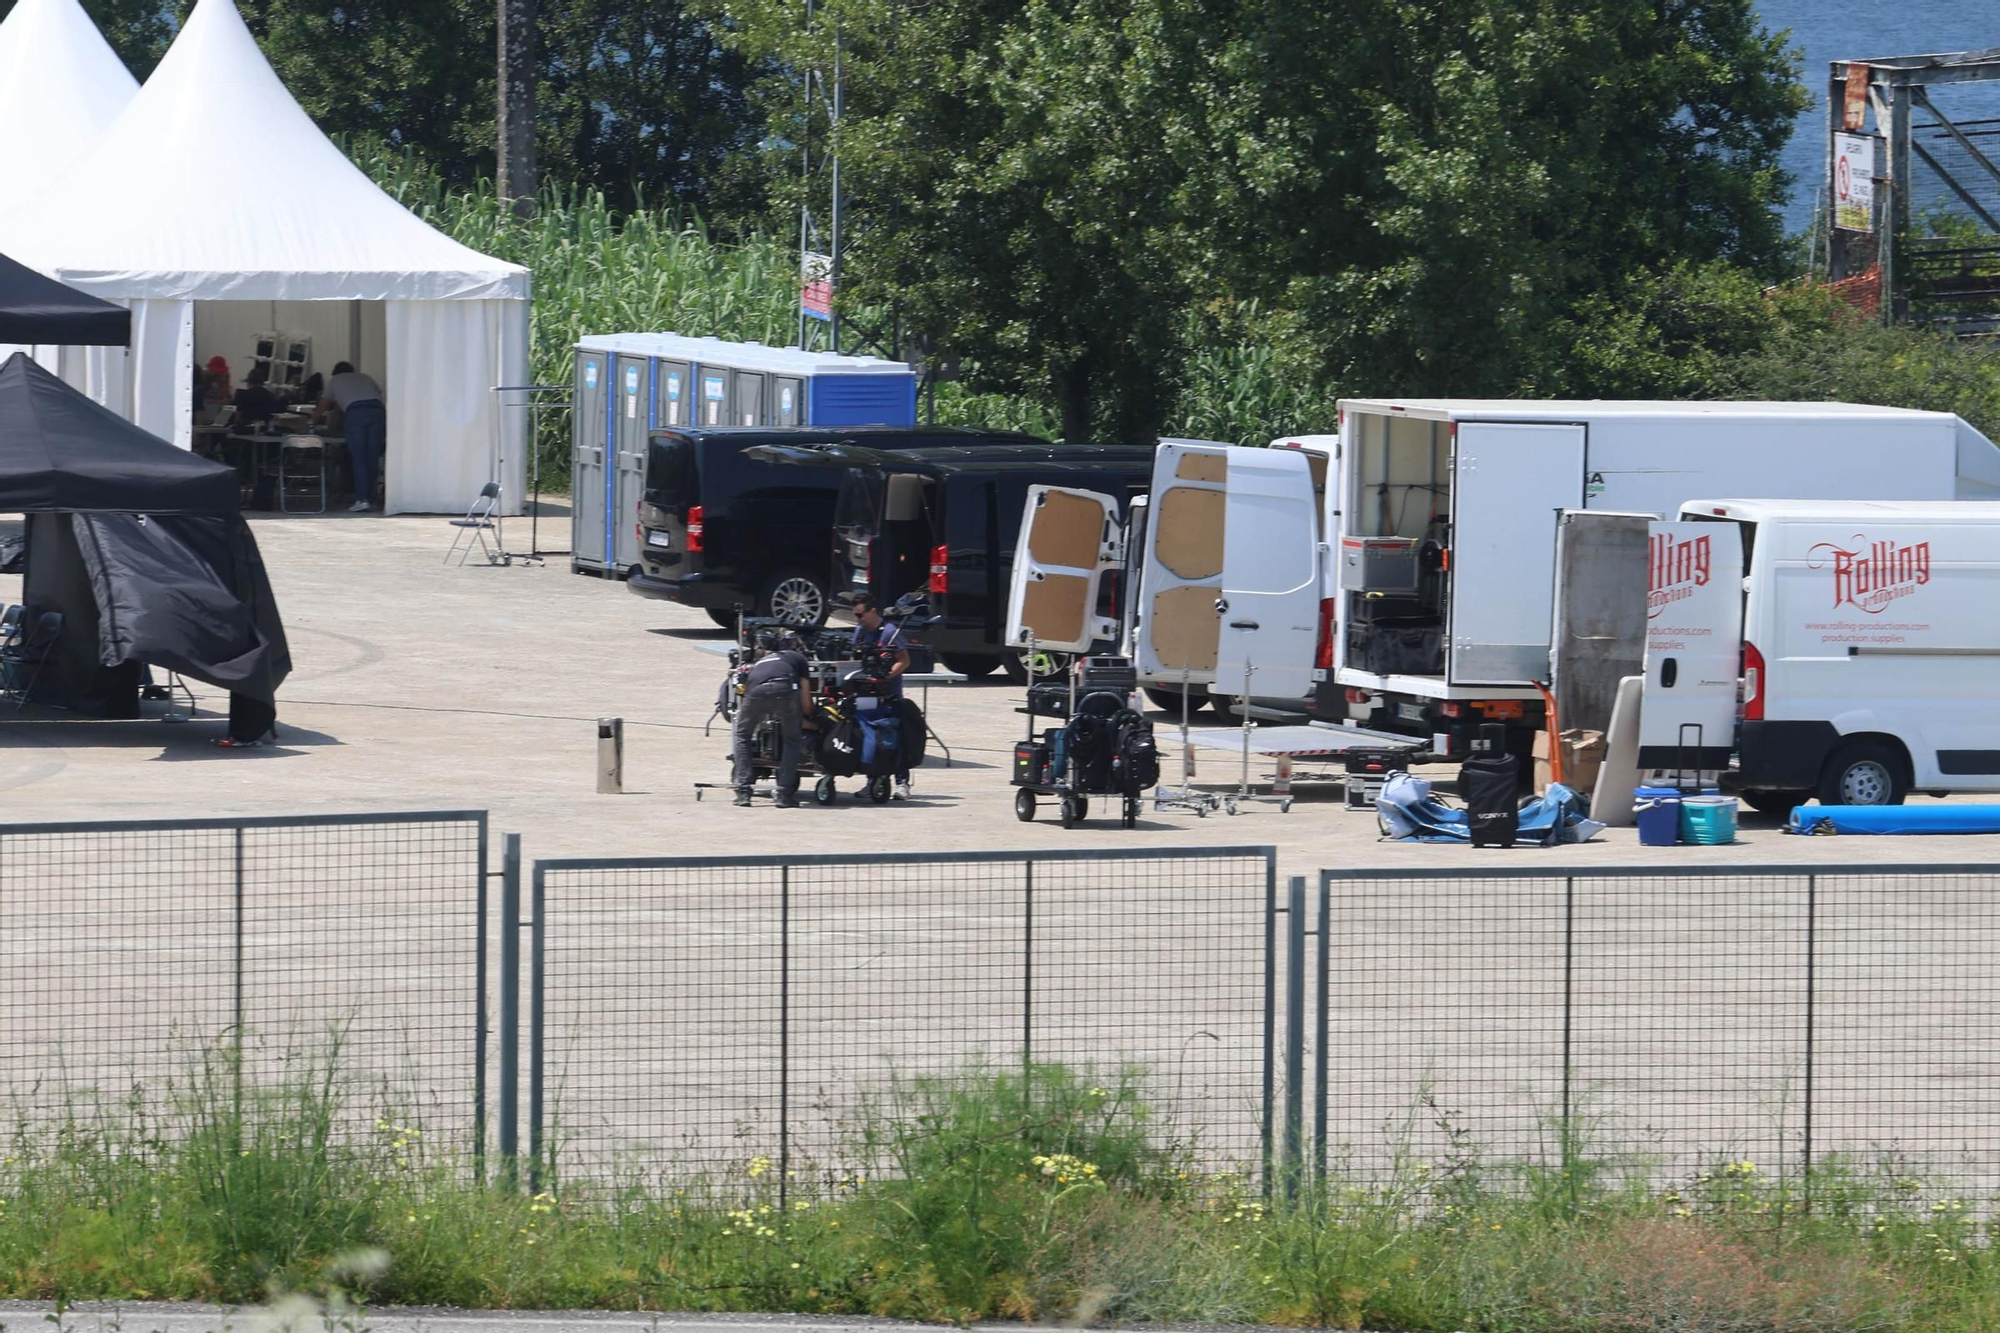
8, 1051, 2000, 1330
346, 140, 1323, 481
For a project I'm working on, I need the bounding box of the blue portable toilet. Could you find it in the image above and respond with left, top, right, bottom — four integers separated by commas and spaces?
571, 334, 917, 575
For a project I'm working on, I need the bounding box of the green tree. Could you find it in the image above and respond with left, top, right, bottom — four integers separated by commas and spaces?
709, 0, 1218, 441
1204, 0, 1808, 397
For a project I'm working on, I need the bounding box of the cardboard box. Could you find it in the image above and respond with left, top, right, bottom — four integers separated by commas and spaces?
1534, 728, 1606, 793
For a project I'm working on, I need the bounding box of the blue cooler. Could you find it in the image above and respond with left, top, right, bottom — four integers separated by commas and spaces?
1635, 786, 1683, 846
1680, 794, 1739, 846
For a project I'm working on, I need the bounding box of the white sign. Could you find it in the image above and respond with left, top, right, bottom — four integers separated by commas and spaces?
1835, 133, 1875, 232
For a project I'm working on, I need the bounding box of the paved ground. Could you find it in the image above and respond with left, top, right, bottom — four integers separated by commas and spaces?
2, 511, 1989, 876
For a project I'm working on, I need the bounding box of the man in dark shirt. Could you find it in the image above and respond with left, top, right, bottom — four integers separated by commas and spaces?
851, 595, 913, 799
232, 365, 281, 427
732, 632, 813, 807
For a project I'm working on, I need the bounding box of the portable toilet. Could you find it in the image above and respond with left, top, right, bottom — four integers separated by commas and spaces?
571, 334, 918, 575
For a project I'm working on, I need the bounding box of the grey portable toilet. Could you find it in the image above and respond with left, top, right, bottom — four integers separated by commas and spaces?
571, 334, 918, 576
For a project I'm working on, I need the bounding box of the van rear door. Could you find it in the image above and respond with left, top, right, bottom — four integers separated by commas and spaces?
1216, 447, 1320, 700
1448, 421, 1586, 685
1005, 486, 1123, 653
1136, 442, 1229, 682
1637, 519, 1743, 771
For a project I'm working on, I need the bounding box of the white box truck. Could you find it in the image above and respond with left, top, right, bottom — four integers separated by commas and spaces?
1251, 399, 2000, 757
1656, 499, 2000, 811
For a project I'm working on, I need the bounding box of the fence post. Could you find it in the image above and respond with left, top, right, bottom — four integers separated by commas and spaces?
233, 827, 245, 1121
1022, 858, 1033, 1093
528, 861, 545, 1195
1283, 875, 1306, 1203
474, 819, 492, 1184
1261, 856, 1277, 1197
1562, 874, 1575, 1190
779, 864, 790, 1213
1804, 873, 1817, 1206
498, 834, 520, 1187
1314, 872, 1330, 1185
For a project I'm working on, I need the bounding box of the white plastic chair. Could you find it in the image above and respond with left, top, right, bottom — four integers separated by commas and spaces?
445, 482, 504, 566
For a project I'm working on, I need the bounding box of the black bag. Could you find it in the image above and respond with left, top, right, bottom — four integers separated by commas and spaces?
894, 697, 928, 768
1111, 712, 1160, 792
1462, 755, 1521, 848
818, 712, 863, 777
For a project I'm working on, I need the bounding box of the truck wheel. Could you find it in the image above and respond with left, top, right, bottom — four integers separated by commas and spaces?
765, 570, 829, 628
939, 653, 999, 678
706, 609, 738, 630
1739, 789, 1809, 818
1816, 742, 1907, 808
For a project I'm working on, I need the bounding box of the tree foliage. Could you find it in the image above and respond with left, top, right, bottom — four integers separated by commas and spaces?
705, 0, 1810, 439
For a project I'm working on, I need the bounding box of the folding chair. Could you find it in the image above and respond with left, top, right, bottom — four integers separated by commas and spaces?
0, 605, 22, 653
278, 435, 328, 514
445, 482, 505, 566
1, 610, 62, 707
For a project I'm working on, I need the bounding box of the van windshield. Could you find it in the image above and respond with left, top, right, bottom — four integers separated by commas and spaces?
645, 435, 699, 510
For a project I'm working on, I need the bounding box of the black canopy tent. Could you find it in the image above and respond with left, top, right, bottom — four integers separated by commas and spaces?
0, 253, 131, 346
0, 351, 288, 719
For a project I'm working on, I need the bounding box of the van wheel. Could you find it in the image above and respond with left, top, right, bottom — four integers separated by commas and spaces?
706, 609, 738, 630
765, 571, 829, 628
1001, 649, 1067, 685
1142, 686, 1211, 714
1739, 789, 1809, 817
1817, 742, 1907, 808
939, 653, 999, 678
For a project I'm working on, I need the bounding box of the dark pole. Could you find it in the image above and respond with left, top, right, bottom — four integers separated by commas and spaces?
497, 0, 536, 218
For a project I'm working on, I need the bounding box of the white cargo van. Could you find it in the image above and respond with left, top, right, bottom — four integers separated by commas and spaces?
1668, 499, 2000, 809
1262, 400, 2000, 757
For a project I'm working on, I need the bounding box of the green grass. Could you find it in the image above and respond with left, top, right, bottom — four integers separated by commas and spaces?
8, 1055, 2000, 1331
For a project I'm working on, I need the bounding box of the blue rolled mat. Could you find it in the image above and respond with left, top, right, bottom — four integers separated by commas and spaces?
1788, 805, 2000, 836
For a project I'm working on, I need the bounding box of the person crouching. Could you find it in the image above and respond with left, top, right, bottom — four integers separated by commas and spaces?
732, 630, 813, 807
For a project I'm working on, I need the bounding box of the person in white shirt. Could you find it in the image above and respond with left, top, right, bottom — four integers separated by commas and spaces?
319, 363, 385, 512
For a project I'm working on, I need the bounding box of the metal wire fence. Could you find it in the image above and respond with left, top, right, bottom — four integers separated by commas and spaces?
0, 810, 489, 1162
1314, 865, 2000, 1203
524, 848, 1277, 1193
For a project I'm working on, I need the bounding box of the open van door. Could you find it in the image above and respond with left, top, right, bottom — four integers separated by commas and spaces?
1448, 422, 1585, 684
1551, 510, 1653, 735
1136, 442, 1229, 681
1005, 486, 1123, 653
1216, 447, 1321, 700
1637, 520, 1743, 772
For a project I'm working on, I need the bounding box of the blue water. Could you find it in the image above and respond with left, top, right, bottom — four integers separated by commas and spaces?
1754, 0, 1998, 233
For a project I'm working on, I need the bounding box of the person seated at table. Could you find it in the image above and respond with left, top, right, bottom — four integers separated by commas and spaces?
298, 371, 324, 406
204, 356, 233, 406
318, 362, 385, 513
232, 365, 282, 429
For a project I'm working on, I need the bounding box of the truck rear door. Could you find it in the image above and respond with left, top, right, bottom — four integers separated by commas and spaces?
1637, 519, 1743, 772
1136, 442, 1229, 682
1448, 422, 1585, 685
1216, 447, 1320, 700
1005, 486, 1123, 653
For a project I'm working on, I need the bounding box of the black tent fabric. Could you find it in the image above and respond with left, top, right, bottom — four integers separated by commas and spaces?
1, 349, 290, 707
0, 351, 238, 513
75, 513, 291, 702
0, 254, 130, 346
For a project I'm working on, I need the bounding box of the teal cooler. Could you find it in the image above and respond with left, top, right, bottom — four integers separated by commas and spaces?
1680, 794, 1739, 846
1634, 786, 1682, 846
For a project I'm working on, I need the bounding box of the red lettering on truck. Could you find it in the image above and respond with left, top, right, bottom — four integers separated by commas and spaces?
1647, 533, 1712, 619
1808, 536, 1931, 614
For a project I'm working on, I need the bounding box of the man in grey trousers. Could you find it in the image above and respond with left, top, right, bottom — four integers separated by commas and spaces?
732, 635, 813, 807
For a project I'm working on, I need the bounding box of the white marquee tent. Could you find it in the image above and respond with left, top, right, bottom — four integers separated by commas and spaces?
0, 0, 137, 194
0, 0, 529, 514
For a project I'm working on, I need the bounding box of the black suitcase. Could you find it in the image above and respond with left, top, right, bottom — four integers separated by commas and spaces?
1462, 754, 1521, 848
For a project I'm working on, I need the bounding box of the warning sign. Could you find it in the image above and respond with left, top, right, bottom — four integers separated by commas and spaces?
1835, 133, 1875, 232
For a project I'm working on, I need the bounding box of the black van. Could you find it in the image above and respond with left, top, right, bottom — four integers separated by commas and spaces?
629, 426, 1046, 626
829, 444, 1155, 678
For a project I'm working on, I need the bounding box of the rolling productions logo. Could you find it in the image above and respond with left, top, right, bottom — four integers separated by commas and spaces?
1647, 532, 1712, 619
1807, 536, 1931, 614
